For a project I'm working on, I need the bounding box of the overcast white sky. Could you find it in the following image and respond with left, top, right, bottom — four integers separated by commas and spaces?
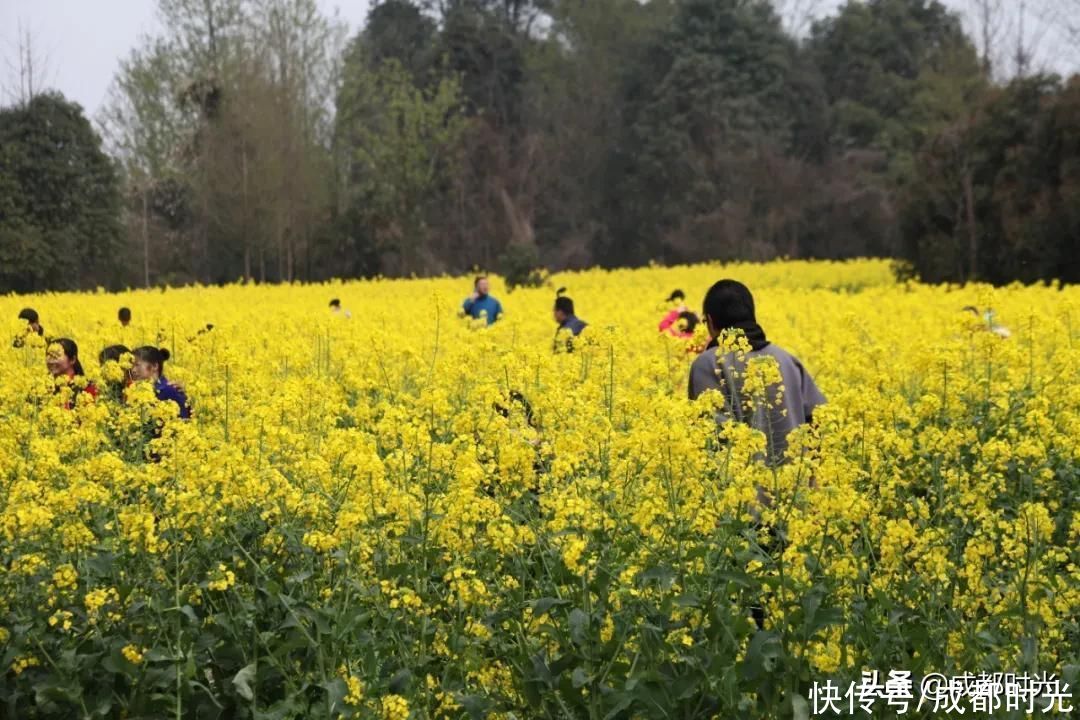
0, 0, 372, 114
1, 0, 1073, 118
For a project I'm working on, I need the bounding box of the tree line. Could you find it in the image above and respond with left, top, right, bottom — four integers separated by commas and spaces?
1, 0, 1078, 293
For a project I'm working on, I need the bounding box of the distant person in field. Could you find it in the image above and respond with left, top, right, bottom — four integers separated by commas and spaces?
13, 308, 45, 347
962, 306, 1010, 338
494, 389, 537, 430
99, 345, 131, 365
669, 311, 700, 340
553, 288, 587, 352
188, 324, 215, 343
130, 346, 190, 419
118, 307, 132, 327
46, 338, 98, 406
99, 344, 133, 402
329, 298, 352, 319
688, 279, 825, 464
462, 276, 503, 326
659, 290, 699, 337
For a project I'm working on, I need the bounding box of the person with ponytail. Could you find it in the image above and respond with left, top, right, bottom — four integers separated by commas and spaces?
130, 346, 190, 419
688, 279, 825, 464
553, 288, 587, 353
46, 338, 98, 406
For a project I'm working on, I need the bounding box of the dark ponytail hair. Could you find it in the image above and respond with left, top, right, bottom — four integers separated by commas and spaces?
132, 346, 171, 375
51, 337, 85, 376
554, 287, 574, 315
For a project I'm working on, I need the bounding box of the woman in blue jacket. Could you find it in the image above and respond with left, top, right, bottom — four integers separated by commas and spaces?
130, 346, 191, 419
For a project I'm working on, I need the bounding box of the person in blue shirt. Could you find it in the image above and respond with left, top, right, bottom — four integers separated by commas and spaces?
130, 346, 191, 419
461, 276, 503, 325
553, 288, 587, 352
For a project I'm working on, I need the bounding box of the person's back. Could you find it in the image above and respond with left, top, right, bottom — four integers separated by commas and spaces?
14, 308, 44, 347
154, 376, 191, 419
688, 280, 825, 464
689, 342, 823, 461
553, 290, 587, 352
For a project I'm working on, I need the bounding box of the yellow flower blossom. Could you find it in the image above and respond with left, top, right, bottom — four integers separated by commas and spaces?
122, 644, 145, 665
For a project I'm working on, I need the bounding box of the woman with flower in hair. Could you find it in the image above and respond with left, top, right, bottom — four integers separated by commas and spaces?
46, 338, 98, 407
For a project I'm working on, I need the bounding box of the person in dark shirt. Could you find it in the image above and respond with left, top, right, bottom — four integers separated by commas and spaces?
14, 308, 45, 347
553, 289, 587, 353
130, 346, 190, 419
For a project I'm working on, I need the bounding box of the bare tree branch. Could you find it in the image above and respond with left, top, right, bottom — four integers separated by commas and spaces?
2, 18, 53, 106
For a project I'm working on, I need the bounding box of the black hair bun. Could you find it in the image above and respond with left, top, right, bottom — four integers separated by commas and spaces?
160, 348, 171, 361
556, 287, 567, 297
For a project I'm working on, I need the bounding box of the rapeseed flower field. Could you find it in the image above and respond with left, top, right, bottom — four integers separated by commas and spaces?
0, 259, 1077, 718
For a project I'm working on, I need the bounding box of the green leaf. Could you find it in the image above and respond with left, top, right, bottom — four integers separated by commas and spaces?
320, 677, 348, 714
639, 565, 676, 585
145, 647, 173, 663
802, 590, 823, 629
549, 653, 579, 679
601, 694, 635, 720
740, 630, 784, 683
178, 604, 199, 625
569, 608, 590, 647
530, 653, 553, 685
674, 593, 701, 608
84, 552, 119, 576
531, 597, 571, 616
232, 662, 258, 702
459, 694, 492, 719
792, 692, 810, 720
388, 668, 412, 694
717, 570, 755, 589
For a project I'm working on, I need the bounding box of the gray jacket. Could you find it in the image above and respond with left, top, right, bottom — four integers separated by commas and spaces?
688, 342, 826, 462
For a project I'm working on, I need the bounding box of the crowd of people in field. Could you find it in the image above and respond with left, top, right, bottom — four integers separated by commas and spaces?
457, 275, 828, 468
13, 306, 190, 420
12, 275, 1011, 473
10, 276, 826, 466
